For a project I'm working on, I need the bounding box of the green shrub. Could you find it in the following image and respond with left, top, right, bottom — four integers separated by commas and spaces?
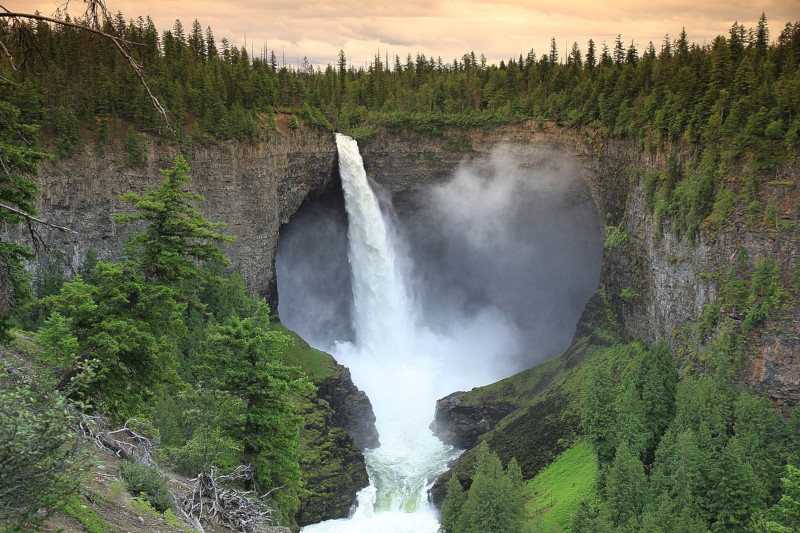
707, 188, 737, 229
53, 105, 79, 159
697, 303, 720, 341
124, 126, 145, 168
742, 255, 783, 335
175, 426, 242, 476
0, 386, 88, 529
119, 461, 173, 512
604, 223, 628, 250
620, 287, 639, 300
643, 170, 661, 211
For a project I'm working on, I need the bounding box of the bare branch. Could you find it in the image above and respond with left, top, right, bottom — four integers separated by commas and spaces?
184, 465, 279, 533
0, 39, 15, 70
0, 9, 174, 134
0, 202, 76, 233
82, 416, 157, 466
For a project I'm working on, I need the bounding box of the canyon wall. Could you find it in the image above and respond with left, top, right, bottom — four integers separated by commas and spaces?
20, 127, 337, 309
14, 120, 800, 406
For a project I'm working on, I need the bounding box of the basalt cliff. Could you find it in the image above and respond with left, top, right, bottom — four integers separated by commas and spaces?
21, 120, 796, 407
13, 119, 800, 512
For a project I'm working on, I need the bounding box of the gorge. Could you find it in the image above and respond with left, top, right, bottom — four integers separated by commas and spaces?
22, 121, 799, 408
280, 133, 601, 530
11, 119, 800, 529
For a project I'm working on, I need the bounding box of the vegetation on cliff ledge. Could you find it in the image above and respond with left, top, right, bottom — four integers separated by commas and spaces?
1, 3, 799, 532
0, 155, 359, 531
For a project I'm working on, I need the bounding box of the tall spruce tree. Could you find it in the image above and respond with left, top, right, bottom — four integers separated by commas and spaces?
199, 301, 311, 523
0, 98, 45, 340
115, 154, 236, 300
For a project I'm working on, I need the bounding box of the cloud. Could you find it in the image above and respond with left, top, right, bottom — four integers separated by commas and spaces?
16, 0, 796, 67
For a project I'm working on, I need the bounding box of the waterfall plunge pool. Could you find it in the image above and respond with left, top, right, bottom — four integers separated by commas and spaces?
278, 134, 603, 532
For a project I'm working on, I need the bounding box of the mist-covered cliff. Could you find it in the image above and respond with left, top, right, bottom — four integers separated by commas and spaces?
17, 120, 799, 407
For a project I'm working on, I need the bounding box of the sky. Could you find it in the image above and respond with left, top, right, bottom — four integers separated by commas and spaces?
12, 0, 800, 69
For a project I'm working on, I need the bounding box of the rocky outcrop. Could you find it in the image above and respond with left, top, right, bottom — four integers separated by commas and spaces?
15, 124, 337, 309
282, 331, 376, 524
359, 123, 613, 217
430, 391, 517, 449
428, 392, 581, 507
16, 120, 800, 410
297, 392, 369, 525
429, 290, 628, 452
315, 364, 379, 450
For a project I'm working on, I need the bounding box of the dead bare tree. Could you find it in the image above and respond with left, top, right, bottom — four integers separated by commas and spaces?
184, 465, 279, 533
90, 417, 157, 466
0, 0, 173, 134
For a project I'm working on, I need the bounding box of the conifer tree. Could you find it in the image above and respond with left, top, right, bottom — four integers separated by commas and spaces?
115, 154, 236, 299
443, 441, 525, 533
199, 301, 311, 523
439, 477, 467, 533
602, 443, 648, 528
0, 99, 45, 340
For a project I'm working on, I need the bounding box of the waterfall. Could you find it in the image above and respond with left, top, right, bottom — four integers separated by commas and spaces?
288, 133, 603, 531
300, 134, 462, 532
281, 131, 604, 532
335, 133, 414, 357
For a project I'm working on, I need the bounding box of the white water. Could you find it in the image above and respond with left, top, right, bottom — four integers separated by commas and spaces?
301, 134, 519, 532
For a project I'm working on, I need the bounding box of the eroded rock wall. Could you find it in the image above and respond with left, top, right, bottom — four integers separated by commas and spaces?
20, 127, 337, 308
17, 121, 800, 407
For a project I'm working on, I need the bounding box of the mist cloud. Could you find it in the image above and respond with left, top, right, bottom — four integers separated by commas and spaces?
405, 144, 602, 370
277, 143, 602, 383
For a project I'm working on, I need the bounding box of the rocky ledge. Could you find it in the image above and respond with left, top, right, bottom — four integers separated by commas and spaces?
430, 390, 517, 450
296, 360, 378, 524
315, 364, 379, 450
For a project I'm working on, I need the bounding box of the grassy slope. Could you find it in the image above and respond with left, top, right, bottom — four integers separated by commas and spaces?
272, 322, 340, 381
435, 290, 634, 528
525, 440, 598, 532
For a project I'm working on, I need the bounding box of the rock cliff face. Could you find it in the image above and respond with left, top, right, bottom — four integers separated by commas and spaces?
296, 358, 377, 524
359, 125, 799, 410
314, 364, 380, 450
19, 126, 338, 309
604, 154, 800, 409
18, 120, 800, 410
430, 391, 517, 449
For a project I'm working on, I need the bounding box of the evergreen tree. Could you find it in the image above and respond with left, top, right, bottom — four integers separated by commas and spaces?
40, 260, 183, 418
441, 441, 525, 533
549, 37, 559, 66
586, 39, 597, 71
614, 380, 649, 461
602, 443, 648, 528
637, 340, 677, 461
766, 465, 800, 532
708, 445, 762, 531
0, 98, 44, 340
199, 301, 311, 523
115, 155, 236, 299
582, 365, 617, 465
439, 477, 467, 533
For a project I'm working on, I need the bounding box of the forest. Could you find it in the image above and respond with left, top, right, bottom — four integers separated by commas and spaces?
0, 4, 799, 533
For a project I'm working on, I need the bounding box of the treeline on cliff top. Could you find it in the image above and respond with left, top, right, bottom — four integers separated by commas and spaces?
1, 11, 799, 158
2, 7, 800, 533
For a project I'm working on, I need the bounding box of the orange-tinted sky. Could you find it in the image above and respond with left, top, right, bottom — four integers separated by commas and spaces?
12, 0, 800, 68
